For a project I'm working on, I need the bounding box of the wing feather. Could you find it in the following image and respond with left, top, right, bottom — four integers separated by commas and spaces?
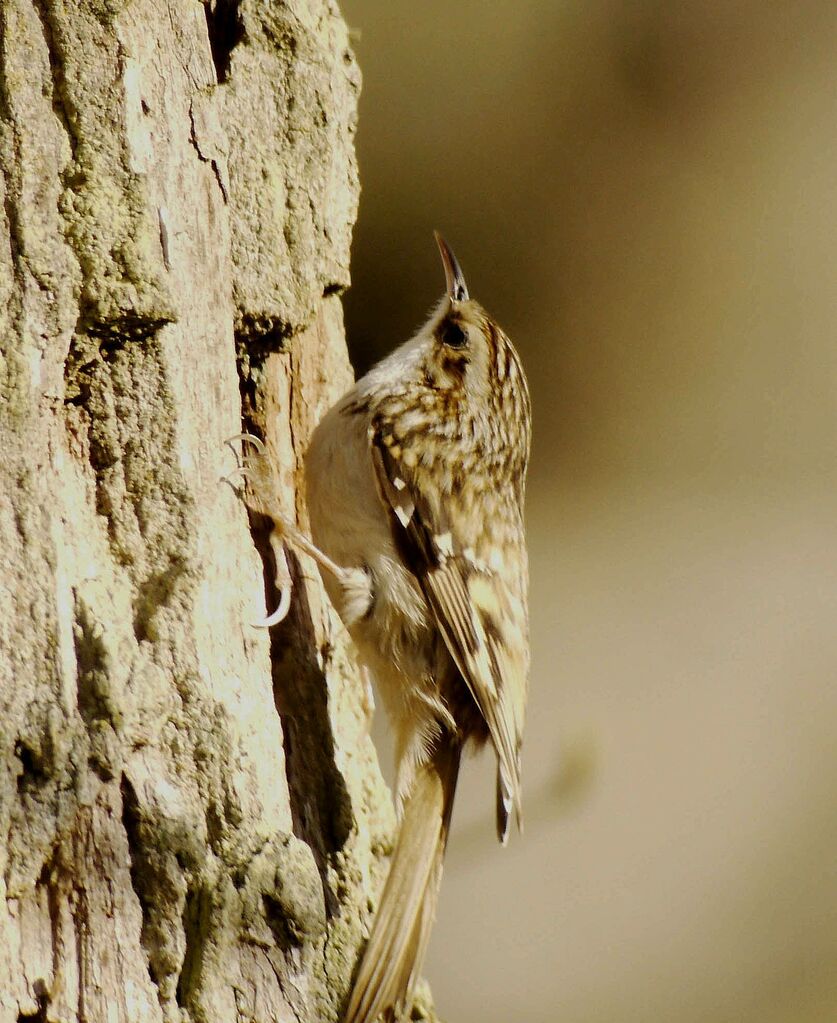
370, 426, 527, 829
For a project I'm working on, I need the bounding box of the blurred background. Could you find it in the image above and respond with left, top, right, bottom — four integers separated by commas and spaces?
339, 2, 837, 1021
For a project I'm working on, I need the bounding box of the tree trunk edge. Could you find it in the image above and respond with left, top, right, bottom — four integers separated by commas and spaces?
0, 1, 438, 1021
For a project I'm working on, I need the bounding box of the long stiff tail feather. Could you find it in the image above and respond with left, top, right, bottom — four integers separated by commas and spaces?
344, 740, 461, 1023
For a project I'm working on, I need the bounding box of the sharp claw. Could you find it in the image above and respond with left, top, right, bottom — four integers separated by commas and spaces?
221, 465, 253, 485
219, 466, 254, 494
251, 586, 292, 628
225, 432, 266, 457
220, 474, 242, 494
223, 437, 241, 466
252, 540, 293, 627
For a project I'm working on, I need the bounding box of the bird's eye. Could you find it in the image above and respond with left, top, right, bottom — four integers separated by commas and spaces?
438, 319, 468, 349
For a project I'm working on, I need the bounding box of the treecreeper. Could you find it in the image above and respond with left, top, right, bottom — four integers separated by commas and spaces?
233, 233, 531, 1022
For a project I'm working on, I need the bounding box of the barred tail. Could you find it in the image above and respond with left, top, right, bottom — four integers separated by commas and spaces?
344, 739, 461, 1023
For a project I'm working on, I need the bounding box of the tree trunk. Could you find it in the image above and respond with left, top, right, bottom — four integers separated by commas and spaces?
0, 2, 411, 1020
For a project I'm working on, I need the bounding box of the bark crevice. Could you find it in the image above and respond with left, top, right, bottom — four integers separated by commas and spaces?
29, 0, 80, 164
120, 775, 164, 999
265, 546, 354, 912
204, 0, 245, 85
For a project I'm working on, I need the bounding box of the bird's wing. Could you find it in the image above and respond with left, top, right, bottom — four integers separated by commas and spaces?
370, 426, 528, 838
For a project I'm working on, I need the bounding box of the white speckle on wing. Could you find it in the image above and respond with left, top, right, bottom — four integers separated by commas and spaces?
488, 547, 506, 573
435, 532, 454, 557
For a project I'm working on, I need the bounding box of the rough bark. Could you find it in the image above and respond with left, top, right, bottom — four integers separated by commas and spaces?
0, 1, 408, 1021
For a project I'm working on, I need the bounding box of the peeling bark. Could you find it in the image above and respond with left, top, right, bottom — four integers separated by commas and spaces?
0, 2, 417, 1021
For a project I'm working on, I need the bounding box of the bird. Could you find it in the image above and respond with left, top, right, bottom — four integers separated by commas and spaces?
231, 233, 531, 1022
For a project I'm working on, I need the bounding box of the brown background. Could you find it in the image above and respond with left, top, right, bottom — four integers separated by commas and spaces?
340, 2, 837, 1021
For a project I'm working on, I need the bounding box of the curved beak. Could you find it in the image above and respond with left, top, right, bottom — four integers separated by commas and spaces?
434, 231, 469, 303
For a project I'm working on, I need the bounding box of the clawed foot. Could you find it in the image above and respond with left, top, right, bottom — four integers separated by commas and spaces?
223, 431, 359, 629
220, 433, 267, 495
226, 433, 265, 458
223, 432, 293, 627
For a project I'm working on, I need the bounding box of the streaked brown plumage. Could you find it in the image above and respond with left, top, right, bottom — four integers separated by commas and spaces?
237, 234, 531, 1022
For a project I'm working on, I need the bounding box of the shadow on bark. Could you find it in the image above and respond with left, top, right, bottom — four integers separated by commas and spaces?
249, 508, 354, 919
